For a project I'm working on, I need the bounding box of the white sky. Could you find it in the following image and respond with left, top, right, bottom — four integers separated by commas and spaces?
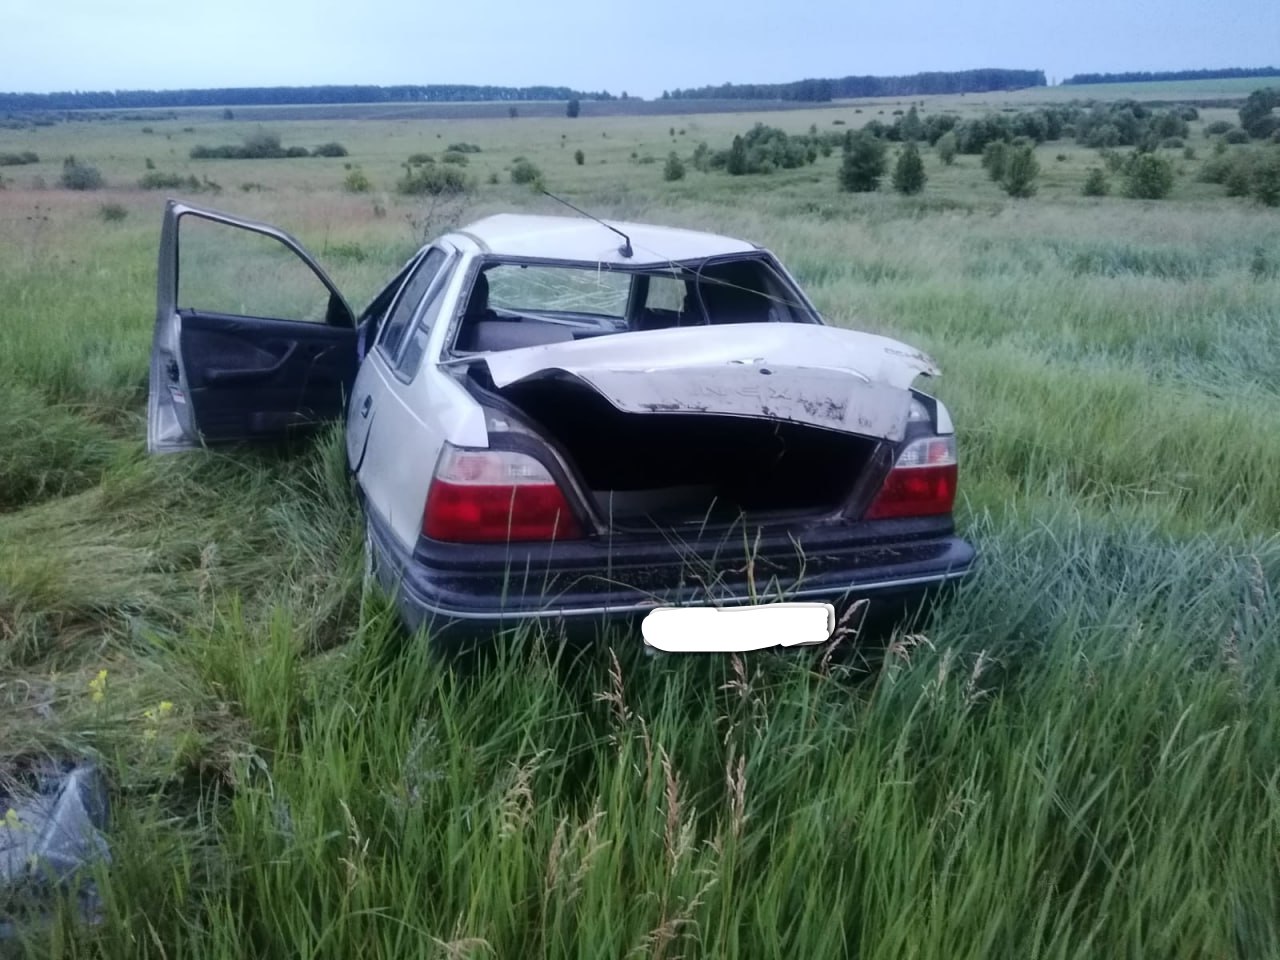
2, 0, 1277, 97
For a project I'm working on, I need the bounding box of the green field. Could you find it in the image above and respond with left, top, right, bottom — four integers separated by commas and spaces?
2, 92, 1280, 958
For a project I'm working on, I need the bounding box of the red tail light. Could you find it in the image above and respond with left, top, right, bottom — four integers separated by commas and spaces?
865, 435, 958, 520
422, 445, 583, 543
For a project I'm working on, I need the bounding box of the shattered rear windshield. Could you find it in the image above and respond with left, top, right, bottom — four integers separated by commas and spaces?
453, 254, 819, 353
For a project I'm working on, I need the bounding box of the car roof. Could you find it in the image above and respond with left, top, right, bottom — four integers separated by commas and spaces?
449, 213, 760, 267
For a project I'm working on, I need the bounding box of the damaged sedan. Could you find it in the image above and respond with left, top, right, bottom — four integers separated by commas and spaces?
148, 201, 975, 638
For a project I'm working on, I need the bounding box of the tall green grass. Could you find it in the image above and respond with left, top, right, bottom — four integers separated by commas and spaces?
2, 104, 1279, 957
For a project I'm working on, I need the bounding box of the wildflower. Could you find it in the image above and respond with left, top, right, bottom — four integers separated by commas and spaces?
88, 669, 108, 703
143, 700, 174, 722
4, 808, 24, 831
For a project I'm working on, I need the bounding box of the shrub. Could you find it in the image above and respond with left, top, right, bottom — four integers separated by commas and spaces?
1082, 167, 1110, 196
487, 172, 499, 184
936, 131, 958, 165
441, 151, 469, 166
1123, 152, 1174, 199
243, 130, 283, 157
446, 143, 482, 153
663, 151, 685, 182
892, 142, 927, 195
1160, 137, 1184, 149
1224, 128, 1250, 145
1001, 145, 1039, 198
1224, 156, 1253, 197
59, 156, 103, 190
510, 159, 542, 185
313, 142, 348, 157
0, 151, 39, 166
566, 98, 580, 118
98, 202, 127, 222
574, 149, 585, 166
1253, 149, 1280, 206
407, 153, 434, 165
343, 167, 372, 193
397, 163, 469, 196
284, 146, 310, 158
838, 132, 887, 192
1183, 146, 1197, 160
981, 141, 1008, 181
139, 170, 200, 190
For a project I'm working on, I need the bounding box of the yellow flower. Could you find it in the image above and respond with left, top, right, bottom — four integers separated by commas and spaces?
88, 669, 108, 703
4, 808, 22, 831
143, 700, 175, 723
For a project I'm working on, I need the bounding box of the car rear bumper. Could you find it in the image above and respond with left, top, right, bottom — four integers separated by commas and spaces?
364, 505, 977, 638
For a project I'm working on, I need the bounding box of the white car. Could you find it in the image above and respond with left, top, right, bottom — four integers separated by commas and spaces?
148, 200, 975, 638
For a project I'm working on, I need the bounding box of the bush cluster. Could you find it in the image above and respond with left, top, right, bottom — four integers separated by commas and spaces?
0, 151, 39, 166
138, 170, 221, 192
397, 163, 469, 196
190, 131, 348, 160
58, 156, 103, 190
709, 124, 831, 175
510, 159, 542, 185
1199, 147, 1280, 206
445, 142, 482, 154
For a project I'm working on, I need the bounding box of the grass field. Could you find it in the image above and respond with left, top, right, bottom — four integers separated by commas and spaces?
2, 87, 1280, 958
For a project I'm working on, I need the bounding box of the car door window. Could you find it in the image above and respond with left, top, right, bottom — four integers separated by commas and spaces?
177, 214, 336, 323
393, 272, 453, 378
378, 247, 448, 360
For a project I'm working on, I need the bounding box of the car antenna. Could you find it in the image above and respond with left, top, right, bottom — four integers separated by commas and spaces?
539, 189, 633, 258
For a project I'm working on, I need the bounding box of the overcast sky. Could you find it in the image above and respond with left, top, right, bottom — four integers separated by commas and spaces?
3, 0, 1276, 97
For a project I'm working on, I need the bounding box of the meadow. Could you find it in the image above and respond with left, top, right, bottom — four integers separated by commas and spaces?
1, 89, 1279, 957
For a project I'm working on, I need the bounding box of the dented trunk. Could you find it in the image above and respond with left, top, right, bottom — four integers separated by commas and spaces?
472, 324, 931, 529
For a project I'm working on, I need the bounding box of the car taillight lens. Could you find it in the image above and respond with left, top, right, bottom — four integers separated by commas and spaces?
422, 445, 583, 542
864, 435, 958, 520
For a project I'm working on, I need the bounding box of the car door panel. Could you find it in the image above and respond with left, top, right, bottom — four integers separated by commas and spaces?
177, 311, 357, 441
148, 199, 357, 453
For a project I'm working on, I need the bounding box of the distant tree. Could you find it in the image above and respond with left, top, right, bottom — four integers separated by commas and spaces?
892, 142, 927, 194
936, 130, 958, 165
1001, 144, 1039, 197
1123, 152, 1174, 199
726, 135, 748, 176
838, 131, 887, 191
982, 141, 1008, 181
899, 105, 924, 141
663, 151, 686, 181
222, 107, 234, 120
1239, 88, 1278, 139
566, 98, 581, 118
508, 106, 519, 119
1082, 167, 1110, 196
574, 149, 585, 165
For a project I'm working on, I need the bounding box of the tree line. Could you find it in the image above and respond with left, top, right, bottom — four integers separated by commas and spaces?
1063, 67, 1280, 86
0, 84, 622, 112
661, 69, 1046, 102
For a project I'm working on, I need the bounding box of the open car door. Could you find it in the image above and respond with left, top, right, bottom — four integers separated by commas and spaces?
148, 200, 358, 453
